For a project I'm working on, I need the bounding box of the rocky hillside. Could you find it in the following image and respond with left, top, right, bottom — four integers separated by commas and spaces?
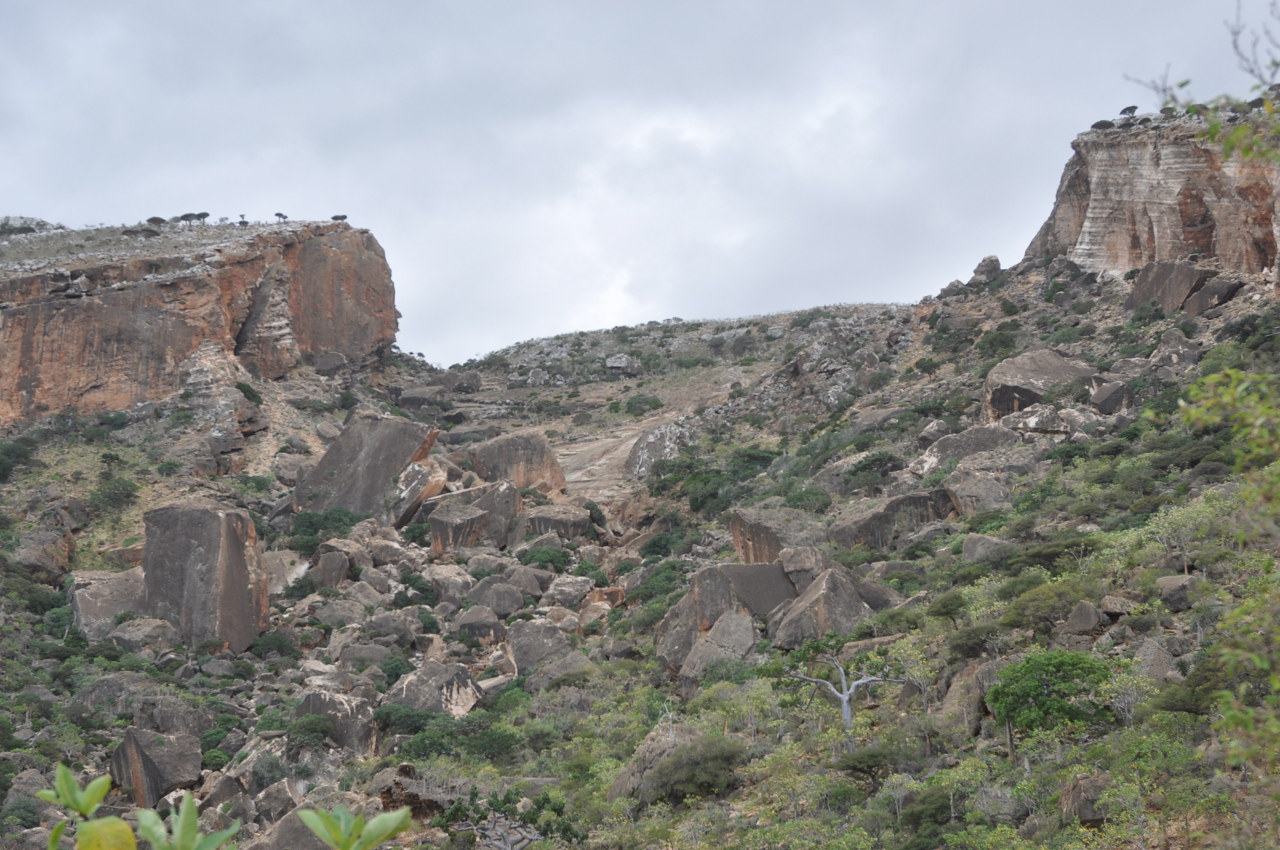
2, 109, 1280, 849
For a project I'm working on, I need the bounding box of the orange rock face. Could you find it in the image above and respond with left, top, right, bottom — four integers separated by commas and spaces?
1026, 121, 1280, 274
0, 222, 397, 424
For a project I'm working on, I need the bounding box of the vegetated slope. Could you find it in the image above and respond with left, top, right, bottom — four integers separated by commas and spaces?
3, 121, 1280, 849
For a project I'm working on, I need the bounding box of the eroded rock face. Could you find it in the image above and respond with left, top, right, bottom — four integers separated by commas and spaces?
292, 410, 439, 526
109, 726, 202, 807
142, 502, 269, 653
0, 223, 397, 424
454, 431, 566, 494
984, 350, 1095, 419
1027, 122, 1280, 275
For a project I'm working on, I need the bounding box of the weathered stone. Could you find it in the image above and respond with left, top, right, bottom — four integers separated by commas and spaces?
917, 418, 952, 448
962, 533, 1012, 564
608, 723, 701, 804
311, 598, 365, 629
769, 568, 875, 650
362, 609, 421, 646
455, 605, 506, 644
1026, 123, 1280, 276
429, 501, 488, 556
828, 490, 955, 552
106, 617, 181, 653
338, 642, 392, 672
999, 405, 1072, 440
730, 507, 824, 563
1059, 773, 1109, 827
1183, 276, 1245, 316
469, 577, 526, 619
526, 652, 600, 692
542, 575, 596, 609
1149, 328, 1200, 376
109, 725, 202, 807
504, 564, 553, 598
1135, 638, 1175, 681
454, 431, 566, 494
969, 255, 1002, 285
297, 688, 375, 753
70, 567, 144, 641
1125, 262, 1219, 314
142, 502, 268, 653
0, 223, 397, 425
678, 610, 757, 683
1155, 574, 1201, 612
384, 660, 483, 717
292, 410, 439, 526
309, 550, 349, 589
1099, 595, 1137, 616
1063, 601, 1106, 635
1090, 380, 1130, 415
984, 350, 1095, 419
506, 619, 572, 672
523, 503, 592, 540
423, 562, 475, 605
12, 529, 74, 584
243, 791, 374, 850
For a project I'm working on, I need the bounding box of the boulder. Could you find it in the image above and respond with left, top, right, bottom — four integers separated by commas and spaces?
70, 567, 144, 641
1149, 328, 1200, 377
455, 605, 506, 644
1090, 380, 1131, 415
1183, 276, 1245, 316
542, 575, 596, 609
678, 610, 756, 683
109, 726, 202, 807
908, 425, 1022, 478
1155, 574, 1201, 612
730, 507, 824, 563
769, 568, 875, 650
1059, 773, 1109, 827
523, 503, 592, 540
469, 577, 526, 619
1062, 601, 1106, 635
1135, 638, 1175, 681
384, 660, 483, 717
607, 723, 702, 804
429, 501, 488, 556
506, 619, 572, 672
526, 652, 600, 692
455, 431, 566, 494
828, 490, 955, 552
291, 409, 440, 526
423, 562, 475, 605
142, 502, 268, 653
962, 533, 1013, 564
1125, 261, 1217, 314
297, 688, 376, 753
12, 529, 74, 584
984, 350, 1094, 419
106, 617, 181, 653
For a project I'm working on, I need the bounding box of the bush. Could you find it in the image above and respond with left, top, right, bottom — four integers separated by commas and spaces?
289, 508, 363, 557
639, 735, 747, 806
519, 546, 571, 572
0, 797, 43, 829
287, 714, 334, 752
624, 394, 663, 416
203, 748, 231, 771
629, 560, 687, 603
250, 632, 301, 659
380, 655, 413, 685
88, 476, 140, 515
0, 438, 36, 483
235, 382, 263, 405
783, 487, 832, 513
949, 624, 1001, 659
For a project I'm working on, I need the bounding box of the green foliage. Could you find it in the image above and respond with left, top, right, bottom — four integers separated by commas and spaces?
250, 632, 301, 659
628, 560, 687, 603
519, 546, 571, 572
137, 792, 239, 850
624, 394, 663, 416
638, 734, 747, 806
987, 650, 1113, 733
290, 508, 363, 557
379, 654, 413, 684
235, 381, 263, 405
782, 486, 832, 513
287, 714, 335, 752
0, 437, 36, 483
87, 476, 139, 515
1000, 578, 1095, 632
401, 522, 430, 547
573, 560, 608, 587
297, 805, 412, 850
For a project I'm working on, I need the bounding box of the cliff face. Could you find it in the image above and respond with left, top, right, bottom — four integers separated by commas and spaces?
1026, 120, 1280, 275
0, 222, 397, 424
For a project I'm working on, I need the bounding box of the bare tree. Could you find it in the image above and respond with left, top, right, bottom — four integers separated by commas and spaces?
783, 653, 902, 733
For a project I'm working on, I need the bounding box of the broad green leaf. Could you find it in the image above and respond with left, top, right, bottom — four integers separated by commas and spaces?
297, 809, 343, 848
82, 775, 112, 817
76, 816, 137, 850
135, 809, 167, 847
193, 820, 241, 850
47, 820, 68, 850
353, 807, 411, 850
54, 763, 80, 813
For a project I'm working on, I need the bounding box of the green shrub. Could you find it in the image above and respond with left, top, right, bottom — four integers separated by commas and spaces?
639, 735, 746, 806
202, 749, 231, 771
287, 714, 335, 752
289, 508, 363, 557
0, 797, 43, 829
0, 438, 36, 483
629, 560, 687, 603
380, 655, 413, 685
624, 394, 663, 416
948, 624, 1001, 659
250, 632, 301, 659
519, 546, 571, 572
87, 476, 139, 515
783, 487, 832, 513
235, 382, 263, 405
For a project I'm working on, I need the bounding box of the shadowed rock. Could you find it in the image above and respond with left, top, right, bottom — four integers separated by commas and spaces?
384, 660, 483, 717
71, 567, 144, 641
730, 506, 824, 563
142, 502, 268, 653
109, 726, 202, 807
828, 490, 955, 552
984, 350, 1095, 419
454, 431, 566, 494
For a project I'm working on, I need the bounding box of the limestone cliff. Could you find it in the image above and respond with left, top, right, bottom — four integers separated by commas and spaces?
1026, 118, 1280, 274
0, 222, 397, 424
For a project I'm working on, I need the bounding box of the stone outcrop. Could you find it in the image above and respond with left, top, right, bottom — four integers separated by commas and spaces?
453, 431, 566, 494
729, 507, 825, 563
109, 726, 202, 807
0, 222, 397, 424
828, 490, 955, 552
142, 502, 269, 653
70, 568, 144, 641
1026, 121, 1280, 275
292, 409, 440, 526
984, 350, 1095, 419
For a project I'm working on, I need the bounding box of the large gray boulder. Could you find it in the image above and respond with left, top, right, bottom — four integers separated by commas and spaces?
106, 617, 181, 653
469, 576, 526, 618
428, 501, 488, 556
984, 350, 1095, 419
384, 660, 483, 717
453, 431, 566, 494
522, 503, 592, 540
70, 567, 144, 641
109, 726, 202, 807
908, 425, 1022, 478
828, 490, 955, 552
1125, 261, 1217, 314
292, 408, 441, 526
506, 619, 572, 672
142, 502, 268, 653
769, 568, 875, 650
297, 688, 376, 753
678, 610, 757, 683
730, 506, 824, 563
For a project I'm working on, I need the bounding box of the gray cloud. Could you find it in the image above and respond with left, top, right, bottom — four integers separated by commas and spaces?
0, 1, 1263, 365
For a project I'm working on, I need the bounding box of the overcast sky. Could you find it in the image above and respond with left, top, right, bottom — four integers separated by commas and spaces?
0, 2, 1263, 367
